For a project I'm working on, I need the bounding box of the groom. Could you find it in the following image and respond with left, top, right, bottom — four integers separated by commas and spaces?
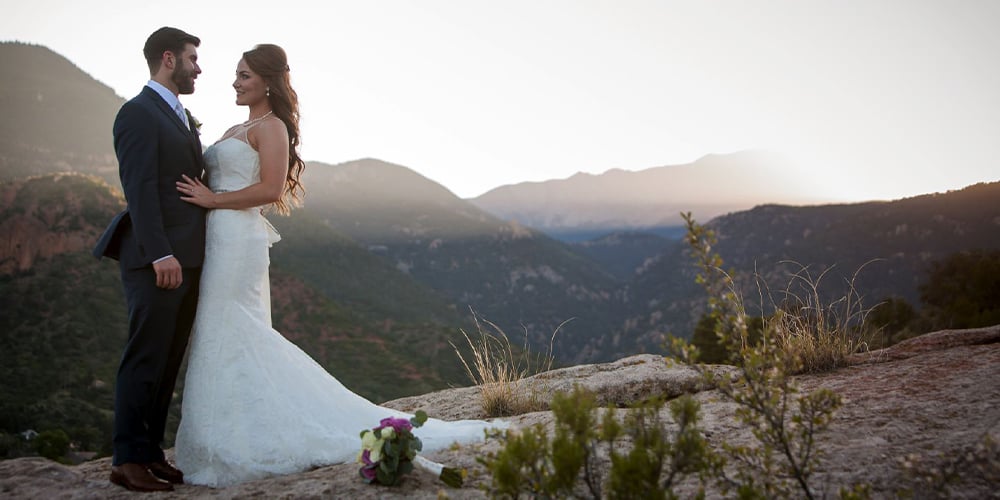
93, 26, 207, 492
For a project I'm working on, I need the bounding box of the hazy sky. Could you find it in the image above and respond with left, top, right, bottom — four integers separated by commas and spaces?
3, 1, 998, 200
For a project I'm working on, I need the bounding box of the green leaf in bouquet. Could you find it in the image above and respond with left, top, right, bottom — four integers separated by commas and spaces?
382, 455, 399, 472
375, 466, 394, 485
411, 410, 428, 428
397, 459, 414, 476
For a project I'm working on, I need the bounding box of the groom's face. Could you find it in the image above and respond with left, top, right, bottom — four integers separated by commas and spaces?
171, 43, 201, 95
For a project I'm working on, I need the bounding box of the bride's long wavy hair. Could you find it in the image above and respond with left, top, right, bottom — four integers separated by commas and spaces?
243, 44, 304, 215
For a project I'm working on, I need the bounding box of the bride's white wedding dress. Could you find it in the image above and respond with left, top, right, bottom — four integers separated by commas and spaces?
174, 128, 504, 488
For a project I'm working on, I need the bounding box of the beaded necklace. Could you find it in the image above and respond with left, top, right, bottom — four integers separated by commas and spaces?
242, 110, 274, 128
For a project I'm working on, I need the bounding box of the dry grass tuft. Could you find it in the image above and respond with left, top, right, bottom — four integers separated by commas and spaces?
451, 309, 565, 417
759, 260, 878, 373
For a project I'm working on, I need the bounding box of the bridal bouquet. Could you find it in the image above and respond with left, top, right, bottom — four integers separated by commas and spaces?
357, 410, 464, 487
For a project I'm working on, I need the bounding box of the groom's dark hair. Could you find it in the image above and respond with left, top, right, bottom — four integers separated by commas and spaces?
143, 26, 201, 75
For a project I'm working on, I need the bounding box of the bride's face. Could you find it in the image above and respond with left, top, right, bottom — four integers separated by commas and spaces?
233, 59, 266, 107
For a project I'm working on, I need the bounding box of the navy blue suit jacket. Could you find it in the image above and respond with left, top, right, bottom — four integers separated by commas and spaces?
93, 86, 207, 269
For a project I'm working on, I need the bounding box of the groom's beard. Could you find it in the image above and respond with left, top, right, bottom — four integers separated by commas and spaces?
173, 67, 196, 95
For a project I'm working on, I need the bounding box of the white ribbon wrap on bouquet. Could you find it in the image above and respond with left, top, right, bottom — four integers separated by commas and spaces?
413, 455, 444, 477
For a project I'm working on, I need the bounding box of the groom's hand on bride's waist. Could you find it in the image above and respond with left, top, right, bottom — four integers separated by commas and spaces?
153, 256, 183, 289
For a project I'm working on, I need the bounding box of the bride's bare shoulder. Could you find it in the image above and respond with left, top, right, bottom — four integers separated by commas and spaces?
248, 117, 288, 145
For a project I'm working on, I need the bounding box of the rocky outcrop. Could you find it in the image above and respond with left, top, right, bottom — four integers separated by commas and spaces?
388, 353, 730, 420
0, 173, 121, 274
0, 213, 92, 273
1, 326, 997, 499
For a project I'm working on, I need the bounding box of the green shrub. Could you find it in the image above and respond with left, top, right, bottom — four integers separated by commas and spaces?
34, 429, 70, 461
919, 249, 1000, 330
479, 385, 716, 498
606, 395, 719, 499
866, 296, 918, 348
672, 212, 869, 499
679, 213, 873, 374
691, 313, 764, 364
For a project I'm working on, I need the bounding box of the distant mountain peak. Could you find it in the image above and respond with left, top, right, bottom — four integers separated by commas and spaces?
305, 158, 462, 204
468, 150, 829, 231
600, 167, 631, 175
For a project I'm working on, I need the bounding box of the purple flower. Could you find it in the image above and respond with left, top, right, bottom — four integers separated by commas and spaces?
360, 463, 378, 481
361, 449, 373, 465
378, 416, 413, 433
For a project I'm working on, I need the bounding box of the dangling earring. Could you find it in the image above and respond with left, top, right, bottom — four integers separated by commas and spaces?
266, 87, 271, 97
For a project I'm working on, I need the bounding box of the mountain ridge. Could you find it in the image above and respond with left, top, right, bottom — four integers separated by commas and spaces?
608, 180, 1000, 360
467, 150, 837, 233
296, 158, 623, 361
0, 42, 121, 185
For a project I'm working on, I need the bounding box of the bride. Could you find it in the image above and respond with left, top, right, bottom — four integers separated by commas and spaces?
173, 44, 504, 488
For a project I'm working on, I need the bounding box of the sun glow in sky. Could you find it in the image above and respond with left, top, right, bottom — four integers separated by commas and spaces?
3, 0, 998, 200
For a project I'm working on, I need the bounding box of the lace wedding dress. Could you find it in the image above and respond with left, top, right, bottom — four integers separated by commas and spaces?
174, 128, 505, 487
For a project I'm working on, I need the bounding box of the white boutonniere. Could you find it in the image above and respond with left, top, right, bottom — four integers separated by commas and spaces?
186, 110, 202, 135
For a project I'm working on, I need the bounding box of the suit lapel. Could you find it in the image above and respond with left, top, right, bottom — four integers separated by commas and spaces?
188, 110, 206, 170
142, 87, 202, 157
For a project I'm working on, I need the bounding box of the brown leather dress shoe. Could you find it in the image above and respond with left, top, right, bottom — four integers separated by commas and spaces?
146, 460, 184, 484
110, 463, 174, 492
